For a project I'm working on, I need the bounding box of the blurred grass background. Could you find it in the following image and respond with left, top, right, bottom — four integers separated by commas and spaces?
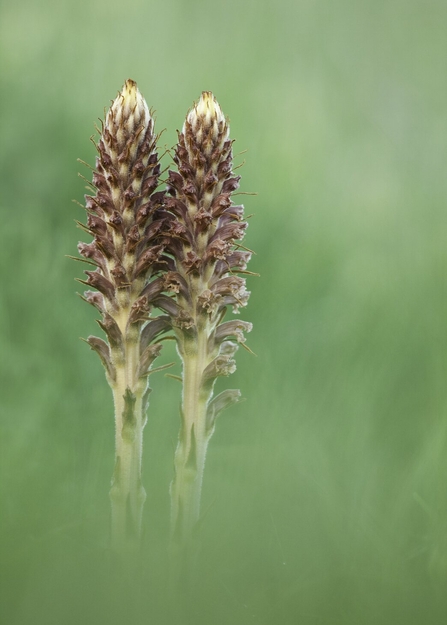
1, 0, 447, 623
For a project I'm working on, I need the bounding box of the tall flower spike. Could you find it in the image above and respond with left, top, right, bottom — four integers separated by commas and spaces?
76, 80, 171, 555
161, 92, 253, 551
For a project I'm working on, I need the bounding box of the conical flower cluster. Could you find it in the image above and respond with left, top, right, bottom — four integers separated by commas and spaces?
78, 79, 169, 393
160, 92, 252, 400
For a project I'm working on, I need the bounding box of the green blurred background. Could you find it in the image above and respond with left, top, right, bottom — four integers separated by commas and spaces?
1, 0, 447, 623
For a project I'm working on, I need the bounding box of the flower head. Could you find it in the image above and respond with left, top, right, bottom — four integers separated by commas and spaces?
161, 90, 253, 401
77, 79, 170, 382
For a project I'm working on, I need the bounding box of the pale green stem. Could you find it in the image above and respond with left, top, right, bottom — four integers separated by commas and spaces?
109, 328, 147, 557
170, 324, 213, 550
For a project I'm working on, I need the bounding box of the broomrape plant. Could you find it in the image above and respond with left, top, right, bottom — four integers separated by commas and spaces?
160, 92, 253, 550
76, 80, 171, 554
75, 81, 253, 557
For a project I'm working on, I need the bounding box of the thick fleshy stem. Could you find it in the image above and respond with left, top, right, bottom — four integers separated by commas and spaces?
170, 310, 215, 548
108, 330, 153, 555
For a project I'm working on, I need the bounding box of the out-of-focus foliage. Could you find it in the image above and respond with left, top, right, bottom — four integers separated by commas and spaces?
1, 0, 447, 623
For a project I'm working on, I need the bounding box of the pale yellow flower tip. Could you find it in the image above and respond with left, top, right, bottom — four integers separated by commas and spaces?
108, 78, 150, 130
186, 91, 227, 131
